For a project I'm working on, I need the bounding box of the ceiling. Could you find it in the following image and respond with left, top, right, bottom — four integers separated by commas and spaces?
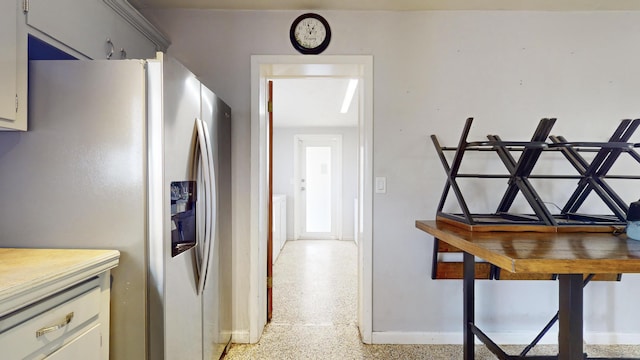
130, 0, 640, 11
272, 78, 359, 128
264, 64, 361, 128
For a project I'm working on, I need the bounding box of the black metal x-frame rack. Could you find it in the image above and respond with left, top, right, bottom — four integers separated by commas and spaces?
432, 117, 640, 230
430, 117, 639, 282
429, 117, 640, 357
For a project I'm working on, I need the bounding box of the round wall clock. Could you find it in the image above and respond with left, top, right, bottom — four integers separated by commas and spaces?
289, 13, 331, 55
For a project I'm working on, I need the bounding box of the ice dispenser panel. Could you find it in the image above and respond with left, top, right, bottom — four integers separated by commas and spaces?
170, 181, 197, 257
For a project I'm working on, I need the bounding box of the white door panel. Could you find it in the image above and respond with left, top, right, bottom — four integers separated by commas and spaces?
303, 145, 332, 233
296, 135, 342, 240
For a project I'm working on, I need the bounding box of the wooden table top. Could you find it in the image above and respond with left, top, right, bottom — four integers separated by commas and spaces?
416, 220, 640, 274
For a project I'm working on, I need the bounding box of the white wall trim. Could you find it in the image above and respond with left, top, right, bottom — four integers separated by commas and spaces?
251, 55, 373, 344
371, 331, 640, 345
371, 331, 557, 345
359, 55, 374, 344
585, 333, 640, 345
249, 57, 267, 343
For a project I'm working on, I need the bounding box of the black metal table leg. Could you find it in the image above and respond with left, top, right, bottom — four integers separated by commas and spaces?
464, 251, 475, 360
558, 274, 584, 360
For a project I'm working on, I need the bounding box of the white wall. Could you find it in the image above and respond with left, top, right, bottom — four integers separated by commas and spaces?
273, 126, 358, 241
142, 9, 640, 343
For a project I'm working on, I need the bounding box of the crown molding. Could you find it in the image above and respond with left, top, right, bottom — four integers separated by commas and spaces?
103, 0, 171, 52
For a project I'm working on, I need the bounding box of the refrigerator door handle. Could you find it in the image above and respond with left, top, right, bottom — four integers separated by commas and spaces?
200, 119, 217, 292
195, 118, 212, 295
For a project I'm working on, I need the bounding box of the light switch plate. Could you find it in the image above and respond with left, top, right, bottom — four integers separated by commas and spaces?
375, 177, 386, 194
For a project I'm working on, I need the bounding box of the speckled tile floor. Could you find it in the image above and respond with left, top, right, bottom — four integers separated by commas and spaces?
224, 240, 640, 359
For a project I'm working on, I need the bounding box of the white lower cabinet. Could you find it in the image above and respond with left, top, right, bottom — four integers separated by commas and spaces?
45, 324, 101, 360
1, 0, 167, 131
0, 277, 105, 360
0, 249, 119, 360
272, 194, 287, 263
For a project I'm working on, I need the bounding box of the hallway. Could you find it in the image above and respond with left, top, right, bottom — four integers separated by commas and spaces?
224, 240, 640, 359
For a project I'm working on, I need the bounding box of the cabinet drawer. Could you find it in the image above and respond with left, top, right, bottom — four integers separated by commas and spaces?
44, 324, 101, 360
0, 283, 101, 359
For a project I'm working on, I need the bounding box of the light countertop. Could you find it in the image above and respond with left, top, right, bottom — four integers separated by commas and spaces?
0, 248, 120, 317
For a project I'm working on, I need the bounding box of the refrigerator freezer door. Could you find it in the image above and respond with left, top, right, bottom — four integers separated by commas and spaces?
159, 55, 205, 360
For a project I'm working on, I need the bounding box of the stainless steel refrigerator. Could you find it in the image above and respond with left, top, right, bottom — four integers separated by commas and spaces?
0, 53, 232, 360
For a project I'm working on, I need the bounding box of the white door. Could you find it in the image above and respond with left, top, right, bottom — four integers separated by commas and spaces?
296, 135, 342, 240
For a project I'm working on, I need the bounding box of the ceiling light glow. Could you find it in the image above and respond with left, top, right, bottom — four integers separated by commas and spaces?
340, 79, 358, 114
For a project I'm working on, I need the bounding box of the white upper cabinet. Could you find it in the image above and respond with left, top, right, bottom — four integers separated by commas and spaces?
111, 9, 159, 60
1, 0, 169, 131
0, 0, 20, 130
27, 0, 115, 60
26, 0, 158, 60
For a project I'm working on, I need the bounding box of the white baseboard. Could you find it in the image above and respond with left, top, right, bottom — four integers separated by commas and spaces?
286, 237, 355, 241
371, 331, 640, 345
371, 331, 468, 345
231, 330, 251, 344
231, 330, 640, 345
585, 333, 640, 345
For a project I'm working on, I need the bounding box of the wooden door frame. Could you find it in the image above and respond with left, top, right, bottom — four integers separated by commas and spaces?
267, 80, 273, 321
250, 55, 373, 344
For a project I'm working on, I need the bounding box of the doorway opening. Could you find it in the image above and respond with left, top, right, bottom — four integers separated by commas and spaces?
250, 55, 373, 344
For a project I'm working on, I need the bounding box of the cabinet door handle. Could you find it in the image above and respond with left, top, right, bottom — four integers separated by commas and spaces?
36, 312, 74, 338
106, 38, 114, 60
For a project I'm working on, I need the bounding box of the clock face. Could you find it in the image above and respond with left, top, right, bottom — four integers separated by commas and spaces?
290, 13, 331, 55
294, 18, 327, 49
